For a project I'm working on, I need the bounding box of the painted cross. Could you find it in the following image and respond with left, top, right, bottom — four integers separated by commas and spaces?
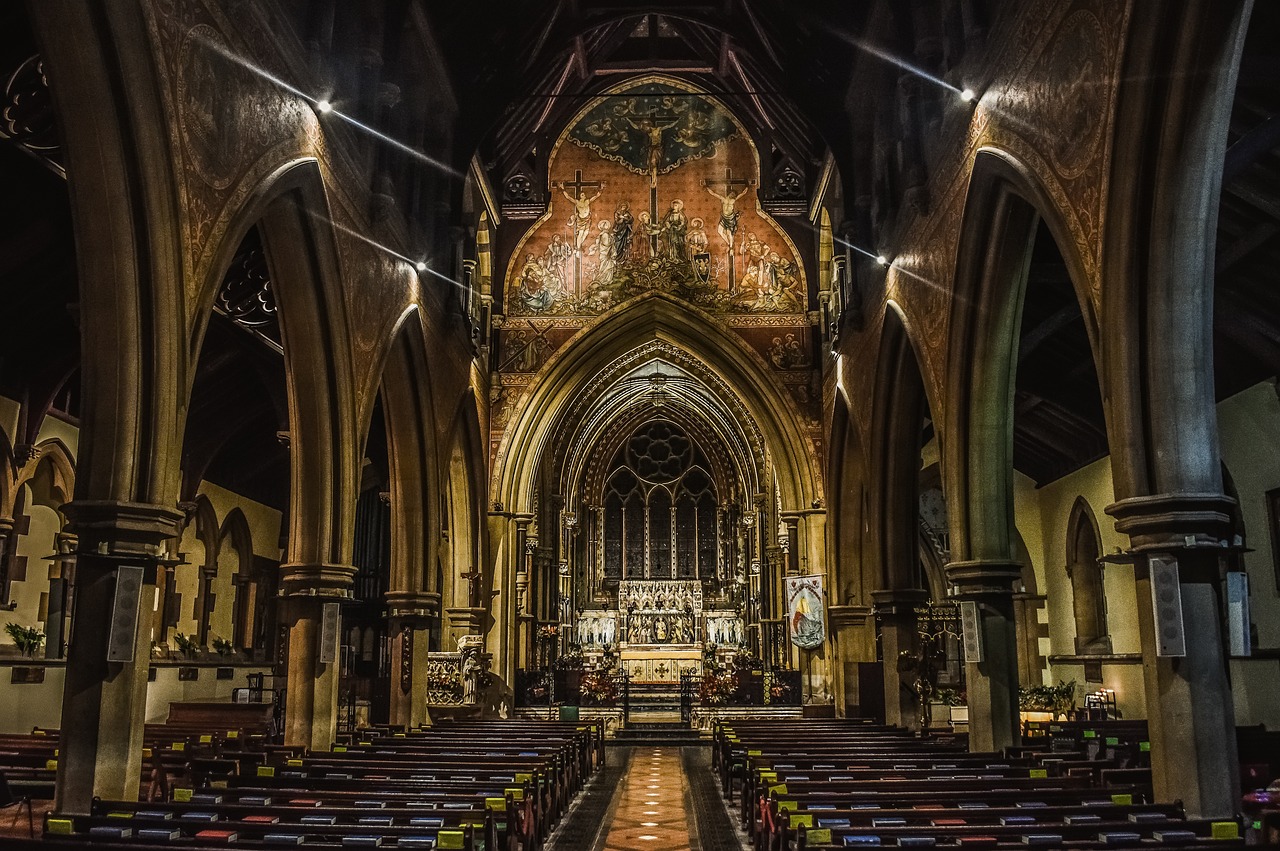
705, 168, 756, 290
563, 169, 603, 297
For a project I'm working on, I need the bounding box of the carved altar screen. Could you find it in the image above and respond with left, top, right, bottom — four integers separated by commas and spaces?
600, 421, 718, 585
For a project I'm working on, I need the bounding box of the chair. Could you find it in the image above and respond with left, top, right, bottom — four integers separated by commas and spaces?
0, 770, 34, 837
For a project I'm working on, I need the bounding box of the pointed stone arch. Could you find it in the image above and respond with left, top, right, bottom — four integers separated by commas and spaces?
443, 392, 488, 642
215, 507, 254, 649
942, 147, 1104, 753
945, 149, 1100, 568
494, 292, 819, 514
1066, 496, 1108, 654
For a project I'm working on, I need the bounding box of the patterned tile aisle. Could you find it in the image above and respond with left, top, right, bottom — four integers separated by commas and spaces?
600, 747, 694, 851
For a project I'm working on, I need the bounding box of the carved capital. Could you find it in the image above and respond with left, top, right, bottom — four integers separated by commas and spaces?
944, 559, 1022, 596
385, 590, 441, 621
827, 604, 874, 629
12, 444, 40, 468
870, 588, 930, 619
62, 500, 186, 561
278, 562, 358, 598
1105, 492, 1236, 553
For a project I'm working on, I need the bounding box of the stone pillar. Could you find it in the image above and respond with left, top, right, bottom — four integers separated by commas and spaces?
872, 588, 928, 729
828, 605, 874, 717
945, 560, 1022, 753
1012, 592, 1047, 686
54, 501, 184, 815
279, 562, 357, 752
1107, 494, 1239, 819
386, 591, 440, 729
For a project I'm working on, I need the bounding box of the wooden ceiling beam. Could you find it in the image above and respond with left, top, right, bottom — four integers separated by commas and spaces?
1217, 219, 1280, 275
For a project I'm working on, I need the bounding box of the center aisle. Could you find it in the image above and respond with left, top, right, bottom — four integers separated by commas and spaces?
600, 747, 695, 850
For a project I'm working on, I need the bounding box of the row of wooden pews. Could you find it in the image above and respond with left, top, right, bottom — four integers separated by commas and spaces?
0, 717, 274, 806
16, 720, 600, 850
714, 719, 1245, 850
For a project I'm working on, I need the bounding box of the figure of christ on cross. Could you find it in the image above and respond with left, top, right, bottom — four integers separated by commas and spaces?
558, 170, 604, 298
459, 566, 484, 608
625, 113, 680, 189
703, 168, 755, 290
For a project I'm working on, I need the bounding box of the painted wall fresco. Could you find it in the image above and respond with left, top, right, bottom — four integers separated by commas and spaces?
504, 80, 807, 319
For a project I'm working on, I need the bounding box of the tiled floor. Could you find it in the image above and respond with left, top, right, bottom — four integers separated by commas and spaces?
600, 747, 694, 851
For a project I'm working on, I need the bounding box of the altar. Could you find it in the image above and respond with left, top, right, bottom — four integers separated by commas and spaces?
572, 579, 745, 683
617, 580, 701, 684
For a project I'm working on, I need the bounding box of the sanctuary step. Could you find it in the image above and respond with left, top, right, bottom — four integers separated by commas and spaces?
612, 720, 707, 747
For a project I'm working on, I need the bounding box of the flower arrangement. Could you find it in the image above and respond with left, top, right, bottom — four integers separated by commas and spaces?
580, 671, 618, 706
554, 649, 585, 671
211, 636, 234, 657
538, 624, 560, 640
5, 623, 44, 658
425, 664, 462, 692
1019, 680, 1077, 717
699, 668, 734, 706
936, 688, 967, 707
172, 632, 200, 660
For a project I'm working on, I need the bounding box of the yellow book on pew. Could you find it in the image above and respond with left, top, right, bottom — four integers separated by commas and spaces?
808, 828, 832, 844
758, 771, 777, 783
332, 746, 347, 752
748, 749, 762, 757
790, 813, 813, 828
768, 783, 788, 796
200, 735, 213, 744
777, 800, 798, 812
486, 797, 507, 812
437, 830, 466, 849
226, 730, 238, 739
257, 766, 276, 777
1111, 793, 1132, 805
45, 759, 57, 771
173, 788, 193, 802
287, 758, 303, 766
1029, 768, 1048, 778
1211, 822, 1240, 840
507, 787, 525, 801
515, 772, 532, 783
171, 741, 185, 752
46, 818, 72, 835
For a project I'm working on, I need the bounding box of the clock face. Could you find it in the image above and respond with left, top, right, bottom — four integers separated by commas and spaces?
919, 488, 947, 532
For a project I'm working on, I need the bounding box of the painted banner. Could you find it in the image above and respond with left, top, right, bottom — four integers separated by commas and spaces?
786, 574, 826, 649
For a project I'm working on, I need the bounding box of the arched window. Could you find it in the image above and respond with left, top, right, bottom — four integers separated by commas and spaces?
1067, 497, 1109, 654
599, 421, 719, 582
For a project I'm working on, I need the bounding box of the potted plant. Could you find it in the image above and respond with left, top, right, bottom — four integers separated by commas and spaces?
211, 636, 234, 657
173, 632, 200, 660
937, 688, 968, 725
5, 623, 45, 658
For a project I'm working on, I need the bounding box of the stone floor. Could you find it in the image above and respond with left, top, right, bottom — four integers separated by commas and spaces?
547, 746, 747, 851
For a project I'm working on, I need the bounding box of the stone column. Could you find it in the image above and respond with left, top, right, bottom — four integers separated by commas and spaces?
386, 591, 440, 728
872, 588, 928, 729
1107, 494, 1239, 818
945, 560, 1021, 753
54, 501, 184, 815
279, 562, 357, 752
1012, 592, 1047, 685
828, 605, 875, 717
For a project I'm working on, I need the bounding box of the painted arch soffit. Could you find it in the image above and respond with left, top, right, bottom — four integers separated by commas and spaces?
549, 342, 769, 497
503, 77, 808, 322
556, 362, 760, 509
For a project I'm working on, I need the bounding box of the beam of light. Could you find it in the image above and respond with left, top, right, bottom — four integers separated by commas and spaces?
831, 31, 961, 96
192, 32, 461, 179
832, 235, 885, 265
306, 207, 470, 294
